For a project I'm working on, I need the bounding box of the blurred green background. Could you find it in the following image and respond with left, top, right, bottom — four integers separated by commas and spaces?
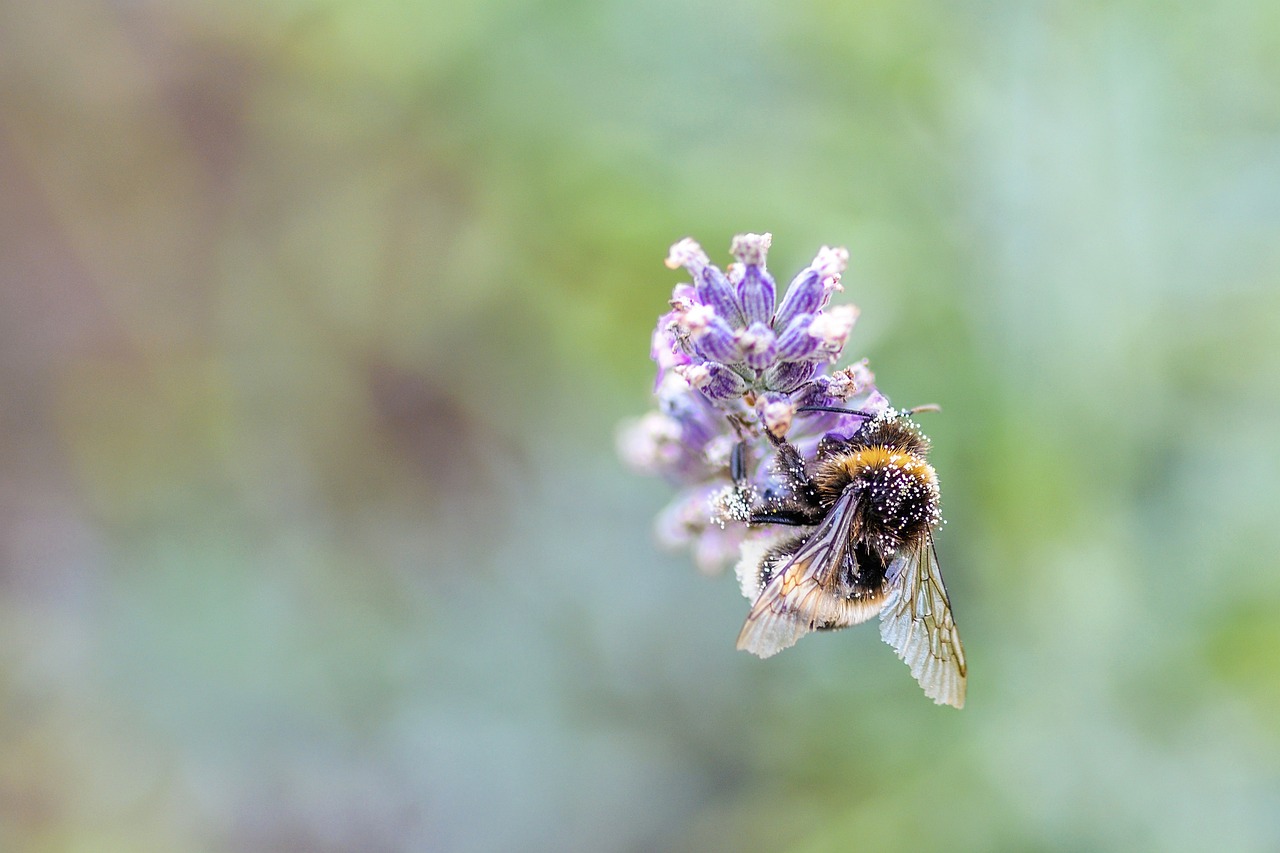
3, 1, 1280, 850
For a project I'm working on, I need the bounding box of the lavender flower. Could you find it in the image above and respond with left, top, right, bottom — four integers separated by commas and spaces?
618, 234, 891, 573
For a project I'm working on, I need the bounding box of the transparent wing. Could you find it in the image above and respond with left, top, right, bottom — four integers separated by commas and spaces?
736, 493, 883, 658
879, 535, 967, 708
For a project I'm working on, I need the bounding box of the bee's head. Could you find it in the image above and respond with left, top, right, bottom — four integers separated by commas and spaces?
795, 405, 935, 459
849, 409, 932, 458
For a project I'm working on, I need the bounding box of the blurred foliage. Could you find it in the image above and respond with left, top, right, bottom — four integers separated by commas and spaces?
2, 0, 1279, 850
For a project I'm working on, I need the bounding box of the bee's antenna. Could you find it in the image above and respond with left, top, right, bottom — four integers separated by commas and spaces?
796, 404, 942, 418
794, 406, 877, 419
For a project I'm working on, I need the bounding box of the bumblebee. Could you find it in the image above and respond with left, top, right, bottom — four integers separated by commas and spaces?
734, 408, 966, 708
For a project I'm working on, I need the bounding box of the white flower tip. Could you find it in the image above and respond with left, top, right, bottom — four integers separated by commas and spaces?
673, 363, 711, 390
679, 303, 716, 335
730, 232, 773, 266
665, 237, 709, 271
655, 370, 692, 398
616, 412, 681, 473
824, 372, 855, 400
821, 361, 879, 402
734, 324, 774, 355
812, 245, 849, 278
808, 304, 859, 345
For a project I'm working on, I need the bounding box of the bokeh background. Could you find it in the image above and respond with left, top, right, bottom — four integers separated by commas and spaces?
3, 1, 1280, 850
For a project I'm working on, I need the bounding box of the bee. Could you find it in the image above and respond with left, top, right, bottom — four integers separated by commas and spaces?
733, 407, 966, 708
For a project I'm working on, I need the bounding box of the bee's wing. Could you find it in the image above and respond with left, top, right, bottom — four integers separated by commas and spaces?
879, 535, 967, 708
736, 493, 881, 658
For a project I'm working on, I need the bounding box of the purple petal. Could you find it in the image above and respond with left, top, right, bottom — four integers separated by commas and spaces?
677, 410, 720, 456
850, 389, 891, 418
790, 377, 831, 410
678, 361, 748, 401
772, 268, 822, 331
796, 365, 859, 406
618, 377, 725, 486
691, 315, 739, 363
763, 360, 817, 393
696, 266, 745, 329
791, 370, 856, 409
729, 233, 776, 325
774, 313, 819, 361
786, 363, 891, 440
737, 265, 776, 326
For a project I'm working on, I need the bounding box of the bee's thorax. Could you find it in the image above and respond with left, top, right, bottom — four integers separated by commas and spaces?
813, 445, 941, 554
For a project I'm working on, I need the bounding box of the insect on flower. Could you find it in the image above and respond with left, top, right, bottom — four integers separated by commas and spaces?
620, 233, 966, 708
732, 406, 966, 708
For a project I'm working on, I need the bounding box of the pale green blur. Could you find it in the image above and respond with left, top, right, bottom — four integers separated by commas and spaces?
2, 1, 1279, 851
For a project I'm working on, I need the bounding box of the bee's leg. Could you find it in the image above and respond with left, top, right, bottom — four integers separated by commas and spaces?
764, 430, 822, 513
731, 439, 802, 525
733, 439, 814, 526
741, 429, 825, 527
730, 439, 749, 487
748, 510, 815, 526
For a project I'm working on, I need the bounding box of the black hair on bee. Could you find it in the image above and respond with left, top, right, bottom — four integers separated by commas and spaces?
734, 409, 966, 708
